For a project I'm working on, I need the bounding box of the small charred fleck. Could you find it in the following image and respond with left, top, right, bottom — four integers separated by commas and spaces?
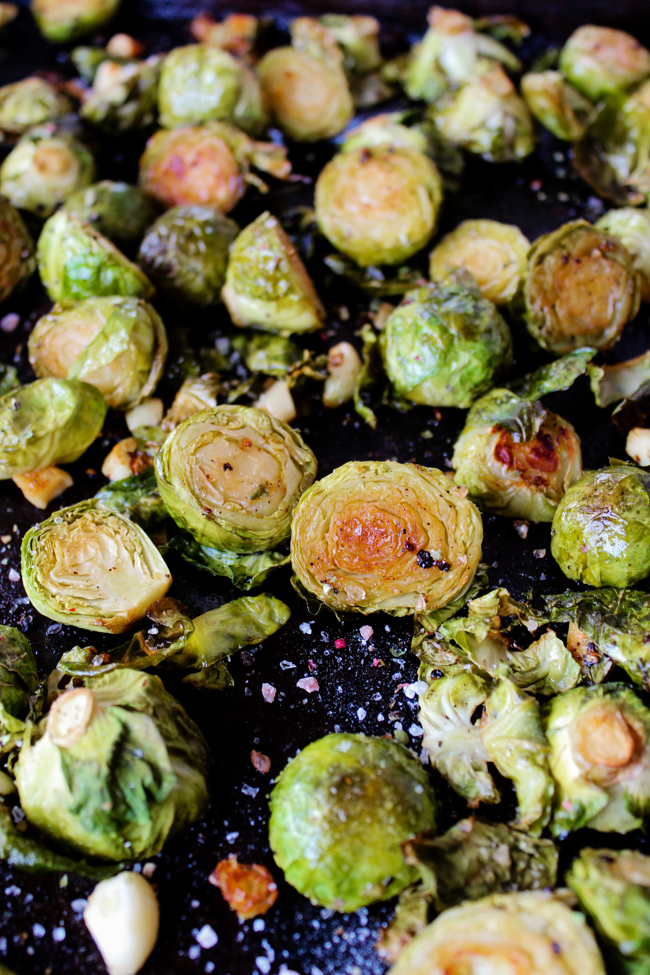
404, 540, 417, 552
416, 550, 450, 571
223, 463, 233, 471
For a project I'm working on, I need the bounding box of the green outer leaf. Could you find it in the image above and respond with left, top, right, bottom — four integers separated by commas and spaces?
0, 626, 37, 726
511, 348, 596, 400
164, 534, 290, 589
353, 322, 380, 428
589, 351, 650, 408
0, 364, 19, 398
64, 181, 159, 256
95, 468, 167, 529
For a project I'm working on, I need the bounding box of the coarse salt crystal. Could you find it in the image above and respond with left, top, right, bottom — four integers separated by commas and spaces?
357, 707, 366, 721
279, 660, 295, 670
296, 677, 319, 694
195, 925, 218, 949
299, 622, 312, 635
8, 568, 19, 583
188, 945, 201, 960
241, 783, 259, 798
142, 862, 156, 878
409, 724, 424, 737
253, 919, 265, 932
403, 681, 428, 699
32, 924, 46, 939
52, 927, 65, 943
261, 683, 276, 703
0, 313, 19, 333
225, 831, 239, 843
70, 899, 87, 913
256, 959, 271, 974
359, 625, 373, 642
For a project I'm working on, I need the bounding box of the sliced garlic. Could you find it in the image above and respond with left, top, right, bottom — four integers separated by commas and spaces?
626, 427, 650, 467
84, 872, 159, 975
323, 342, 362, 408
12, 466, 73, 509
254, 380, 297, 423
125, 398, 164, 434
101, 438, 138, 481
47, 688, 95, 748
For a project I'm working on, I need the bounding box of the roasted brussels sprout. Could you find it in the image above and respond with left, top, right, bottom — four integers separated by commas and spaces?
380, 275, 512, 407
155, 405, 317, 552
158, 44, 267, 134
21, 499, 172, 633
81, 54, 163, 136
429, 219, 530, 306
63, 181, 159, 256
222, 212, 324, 334
521, 71, 592, 142
318, 14, 381, 77
14, 669, 209, 861
37, 210, 154, 303
524, 221, 640, 354
596, 208, 650, 302
0, 124, 96, 218
0, 626, 37, 733
389, 891, 605, 975
138, 206, 238, 306
32, 0, 123, 44
551, 464, 650, 588
0, 195, 35, 303
29, 296, 167, 410
269, 733, 436, 912
314, 144, 443, 267
291, 460, 482, 616
559, 25, 650, 102
0, 77, 72, 137
0, 378, 106, 479
546, 683, 650, 835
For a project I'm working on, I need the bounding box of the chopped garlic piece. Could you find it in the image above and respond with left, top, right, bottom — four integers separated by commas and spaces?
126, 398, 164, 433
12, 466, 73, 509
323, 342, 362, 408
627, 427, 650, 467
254, 380, 296, 423
101, 438, 138, 481
84, 872, 159, 975
106, 33, 144, 58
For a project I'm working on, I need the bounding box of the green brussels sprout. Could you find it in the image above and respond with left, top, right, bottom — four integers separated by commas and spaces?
63, 181, 159, 257
158, 44, 267, 134
14, 669, 209, 861
0, 626, 37, 732
380, 275, 512, 407
81, 55, 163, 135
318, 14, 382, 76
0, 195, 35, 303
155, 404, 317, 553
0, 378, 106, 479
596, 208, 650, 302
222, 212, 324, 334
138, 206, 238, 307
341, 113, 431, 155
290, 460, 483, 616
429, 219, 530, 306
521, 71, 592, 141
429, 66, 535, 163
32, 0, 122, 44
545, 683, 650, 835
269, 733, 437, 911
389, 891, 606, 975
21, 499, 172, 633
233, 331, 302, 378
524, 221, 640, 354
551, 464, 650, 588
94, 468, 166, 530
0, 124, 96, 218
28, 296, 167, 410
314, 144, 443, 266
568, 848, 650, 972
37, 210, 154, 303
559, 25, 650, 103
0, 77, 72, 137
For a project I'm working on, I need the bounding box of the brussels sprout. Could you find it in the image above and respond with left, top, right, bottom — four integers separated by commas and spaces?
164, 535, 289, 590
269, 733, 437, 912
222, 212, 324, 334
233, 331, 302, 378
32, 0, 122, 44
291, 460, 482, 616
389, 891, 605, 975
429, 66, 535, 163
545, 683, 650, 835
81, 54, 163, 135
0, 626, 37, 733
315, 145, 443, 267
341, 113, 431, 155
524, 221, 640, 354
94, 468, 165, 530
138, 206, 238, 307
14, 669, 209, 861
559, 25, 650, 103
319, 14, 382, 76
155, 405, 317, 553
0, 195, 35, 303
380, 275, 512, 408
429, 219, 530, 306
0, 124, 95, 218
21, 500, 172, 633
63, 181, 159, 257
158, 44, 267, 135
521, 71, 592, 141
596, 208, 650, 302
0, 77, 72, 137
37, 210, 154, 303
551, 464, 650, 588
0, 378, 105, 479
29, 296, 167, 410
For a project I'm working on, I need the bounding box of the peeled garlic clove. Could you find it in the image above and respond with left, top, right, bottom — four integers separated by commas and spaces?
84, 872, 159, 975
323, 341, 362, 408
626, 427, 650, 467
254, 379, 297, 423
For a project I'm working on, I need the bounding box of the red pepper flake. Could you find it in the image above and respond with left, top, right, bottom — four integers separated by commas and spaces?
372, 658, 385, 667
209, 855, 278, 920
250, 750, 271, 774
241, 438, 252, 448
308, 659, 316, 672
334, 638, 346, 649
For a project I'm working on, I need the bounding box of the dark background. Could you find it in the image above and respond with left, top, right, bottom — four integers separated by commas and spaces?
1, 1, 650, 974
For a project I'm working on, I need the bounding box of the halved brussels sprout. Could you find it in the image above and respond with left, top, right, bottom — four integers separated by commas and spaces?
21, 499, 172, 633
380, 275, 512, 407
0, 77, 72, 137
14, 669, 209, 861
138, 205, 238, 307
63, 181, 159, 256
81, 54, 163, 135
37, 210, 154, 303
291, 460, 483, 616
222, 212, 324, 334
0, 378, 106, 479
32, 0, 122, 44
521, 71, 592, 142
29, 296, 167, 410
389, 891, 605, 975
551, 464, 650, 588
546, 683, 650, 835
0, 195, 35, 303
158, 44, 267, 134
0, 626, 37, 733
315, 145, 443, 267
269, 733, 437, 912
155, 404, 317, 553
524, 221, 640, 354
596, 208, 650, 302
452, 388, 582, 521
559, 25, 650, 102
0, 124, 96, 218
429, 219, 529, 305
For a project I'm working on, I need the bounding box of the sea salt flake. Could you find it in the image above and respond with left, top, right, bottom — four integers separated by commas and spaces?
409, 724, 424, 737
70, 899, 87, 913
52, 927, 65, 943
359, 625, 373, 642
7, 568, 19, 583
226, 831, 239, 843
299, 622, 313, 635
241, 783, 259, 798
357, 707, 366, 721
261, 683, 276, 702
296, 677, 319, 693
256, 959, 271, 974
0, 313, 19, 333
195, 925, 218, 949
188, 945, 201, 960
32, 924, 46, 939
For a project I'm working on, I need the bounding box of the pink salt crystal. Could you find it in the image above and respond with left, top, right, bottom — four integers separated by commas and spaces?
359, 625, 373, 642
296, 677, 319, 694
261, 683, 276, 703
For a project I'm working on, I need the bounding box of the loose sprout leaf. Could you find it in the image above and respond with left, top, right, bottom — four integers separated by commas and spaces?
0, 625, 38, 728
323, 254, 426, 297
589, 351, 650, 408
353, 323, 381, 428
0, 363, 19, 397
511, 348, 596, 400
164, 534, 290, 590
375, 882, 432, 964
95, 469, 167, 530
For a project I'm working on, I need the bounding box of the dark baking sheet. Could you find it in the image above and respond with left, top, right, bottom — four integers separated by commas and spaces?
1, 2, 650, 973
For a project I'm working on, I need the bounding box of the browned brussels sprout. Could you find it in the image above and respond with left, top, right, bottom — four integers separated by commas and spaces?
0, 195, 35, 303
559, 25, 650, 102
0, 77, 72, 138
521, 71, 592, 142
